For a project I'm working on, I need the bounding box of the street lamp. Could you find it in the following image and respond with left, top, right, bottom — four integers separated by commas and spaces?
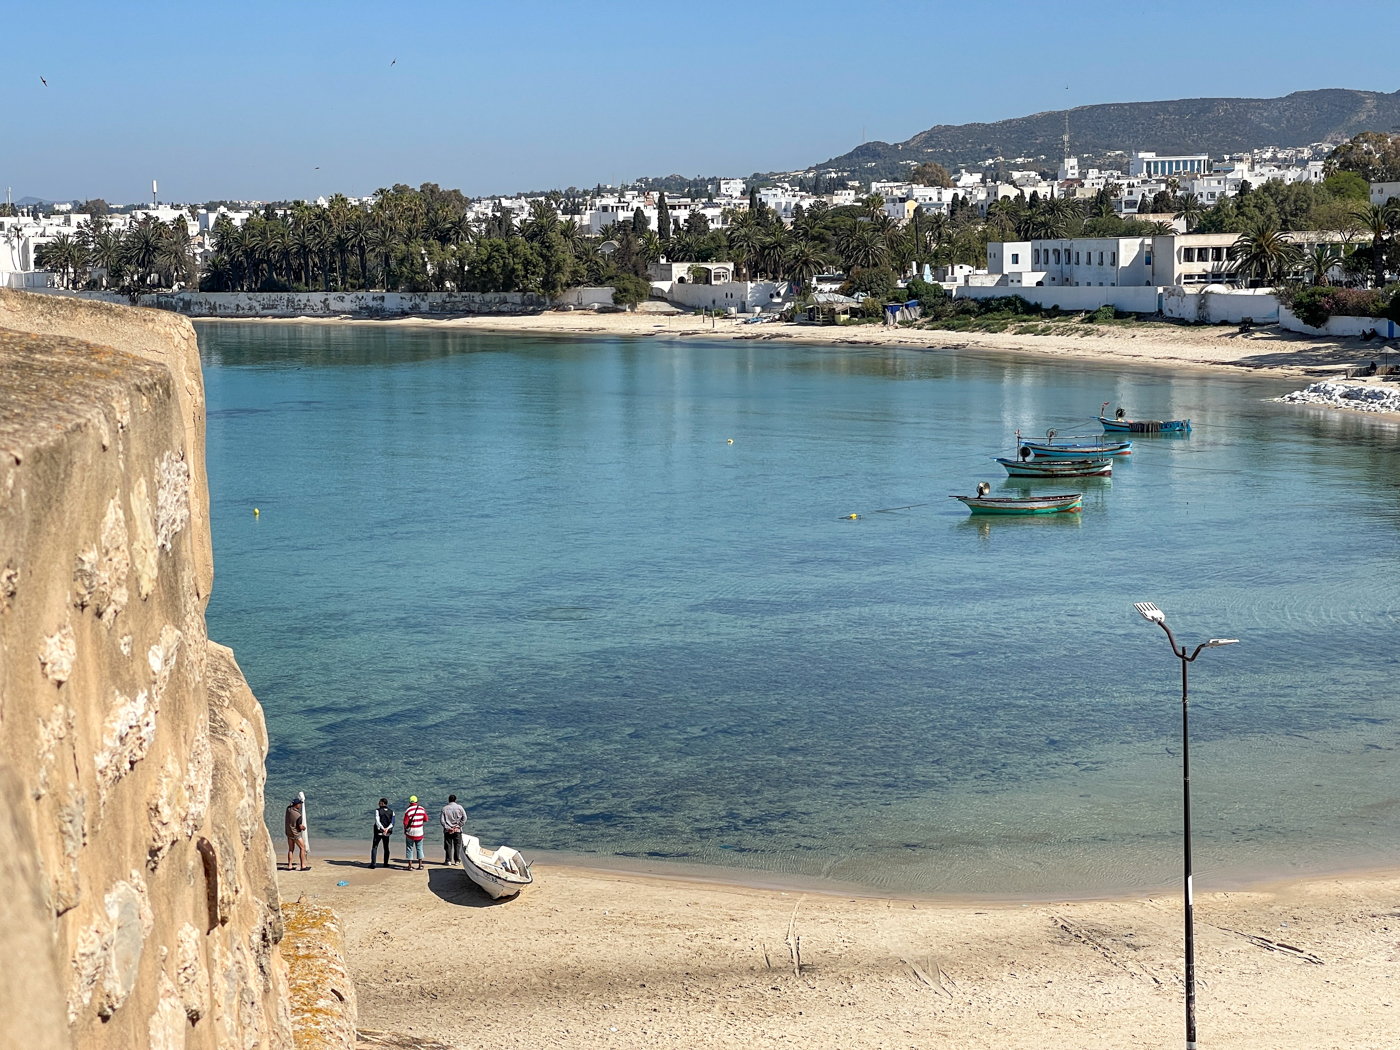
1133, 602, 1237, 1050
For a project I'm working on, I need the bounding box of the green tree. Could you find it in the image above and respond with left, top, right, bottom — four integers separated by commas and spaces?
1321, 171, 1370, 202
656, 193, 671, 241
1328, 131, 1400, 182
611, 273, 650, 307
910, 162, 954, 188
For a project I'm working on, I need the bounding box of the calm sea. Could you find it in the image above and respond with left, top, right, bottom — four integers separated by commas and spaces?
198, 322, 1400, 896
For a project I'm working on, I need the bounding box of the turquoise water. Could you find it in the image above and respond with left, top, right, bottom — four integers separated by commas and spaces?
199, 323, 1400, 895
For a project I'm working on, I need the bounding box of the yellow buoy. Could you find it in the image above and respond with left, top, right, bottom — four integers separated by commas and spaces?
849, 513, 858, 519
253, 508, 259, 517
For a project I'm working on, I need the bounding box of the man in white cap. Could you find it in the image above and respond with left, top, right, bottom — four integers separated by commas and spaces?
402, 795, 428, 870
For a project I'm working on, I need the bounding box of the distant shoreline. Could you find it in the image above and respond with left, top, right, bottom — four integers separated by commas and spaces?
193, 310, 1391, 385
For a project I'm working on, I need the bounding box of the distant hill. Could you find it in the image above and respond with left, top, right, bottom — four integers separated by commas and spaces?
796, 89, 1400, 183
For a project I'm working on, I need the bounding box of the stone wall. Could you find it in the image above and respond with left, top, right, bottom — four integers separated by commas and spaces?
24, 288, 548, 318
0, 292, 295, 1050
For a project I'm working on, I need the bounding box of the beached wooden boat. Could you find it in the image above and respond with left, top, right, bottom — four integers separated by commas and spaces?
997, 456, 1112, 478
461, 835, 533, 899
1098, 403, 1191, 433
951, 484, 1082, 515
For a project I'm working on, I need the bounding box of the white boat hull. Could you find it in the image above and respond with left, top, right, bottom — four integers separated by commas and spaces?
461, 835, 533, 899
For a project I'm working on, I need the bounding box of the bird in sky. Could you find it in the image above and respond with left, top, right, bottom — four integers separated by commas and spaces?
39, 76, 47, 86
315, 166, 320, 170
390, 59, 396, 66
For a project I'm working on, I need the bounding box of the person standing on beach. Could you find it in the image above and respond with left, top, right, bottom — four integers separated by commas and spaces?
285, 796, 309, 870
402, 795, 428, 870
440, 794, 467, 865
371, 798, 394, 869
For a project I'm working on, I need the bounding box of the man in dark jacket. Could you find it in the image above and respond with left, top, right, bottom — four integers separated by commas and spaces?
440, 794, 467, 865
371, 798, 394, 869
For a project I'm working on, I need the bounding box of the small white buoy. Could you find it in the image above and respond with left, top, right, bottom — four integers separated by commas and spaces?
727, 438, 734, 444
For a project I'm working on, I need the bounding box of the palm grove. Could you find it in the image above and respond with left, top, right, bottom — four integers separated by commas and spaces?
31, 132, 1400, 304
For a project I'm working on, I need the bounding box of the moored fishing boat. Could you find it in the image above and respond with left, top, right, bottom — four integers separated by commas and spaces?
1098, 402, 1191, 433
461, 835, 533, 899
997, 456, 1111, 478
951, 482, 1082, 515
1020, 437, 1132, 458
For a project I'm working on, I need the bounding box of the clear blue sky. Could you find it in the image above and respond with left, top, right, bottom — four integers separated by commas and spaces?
4, 0, 1397, 205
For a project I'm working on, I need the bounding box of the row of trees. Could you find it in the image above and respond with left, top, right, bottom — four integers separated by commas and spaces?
33, 215, 194, 295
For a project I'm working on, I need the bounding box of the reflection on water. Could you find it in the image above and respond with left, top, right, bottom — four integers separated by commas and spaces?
198, 323, 1400, 895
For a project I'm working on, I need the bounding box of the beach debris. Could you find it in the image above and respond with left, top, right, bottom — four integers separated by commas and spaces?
1211, 925, 1323, 964
1053, 916, 1162, 984
786, 896, 804, 976
1274, 381, 1400, 413
901, 956, 953, 996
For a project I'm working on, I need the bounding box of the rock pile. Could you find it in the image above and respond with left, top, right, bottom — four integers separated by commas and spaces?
1274, 380, 1400, 413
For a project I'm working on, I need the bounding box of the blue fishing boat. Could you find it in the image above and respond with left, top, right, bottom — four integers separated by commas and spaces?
1098, 402, 1191, 433
1018, 429, 1132, 458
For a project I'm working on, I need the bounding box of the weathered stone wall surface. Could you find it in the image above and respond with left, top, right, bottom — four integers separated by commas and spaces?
279, 901, 358, 1050
0, 289, 213, 608
0, 297, 294, 1050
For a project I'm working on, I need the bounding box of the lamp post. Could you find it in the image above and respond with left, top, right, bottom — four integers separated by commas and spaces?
1133, 602, 1237, 1050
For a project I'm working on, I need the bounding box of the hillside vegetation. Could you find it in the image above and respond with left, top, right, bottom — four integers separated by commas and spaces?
804, 89, 1400, 182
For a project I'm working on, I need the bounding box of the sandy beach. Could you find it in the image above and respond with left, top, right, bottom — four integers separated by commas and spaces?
201, 309, 1400, 383
275, 853, 1400, 1050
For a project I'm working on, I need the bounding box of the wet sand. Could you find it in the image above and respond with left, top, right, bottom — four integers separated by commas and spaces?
276, 853, 1400, 1049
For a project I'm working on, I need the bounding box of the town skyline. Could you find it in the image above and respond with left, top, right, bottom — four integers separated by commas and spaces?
5, 0, 1398, 203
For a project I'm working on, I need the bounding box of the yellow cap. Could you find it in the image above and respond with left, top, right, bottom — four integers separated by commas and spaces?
409, 795, 417, 802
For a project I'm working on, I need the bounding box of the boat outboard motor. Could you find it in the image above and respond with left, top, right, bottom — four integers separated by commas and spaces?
1115, 407, 1126, 420
976, 481, 991, 497
1019, 446, 1033, 461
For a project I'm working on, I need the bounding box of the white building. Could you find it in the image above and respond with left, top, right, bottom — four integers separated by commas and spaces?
1129, 152, 1210, 178
1371, 181, 1400, 205
718, 179, 746, 198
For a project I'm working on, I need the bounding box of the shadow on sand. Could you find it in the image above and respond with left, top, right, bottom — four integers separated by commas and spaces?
427, 866, 509, 908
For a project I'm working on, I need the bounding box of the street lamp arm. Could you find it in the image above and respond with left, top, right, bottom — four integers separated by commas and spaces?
1154, 619, 1185, 658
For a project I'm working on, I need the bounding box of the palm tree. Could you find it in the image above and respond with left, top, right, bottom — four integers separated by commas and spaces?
1229, 220, 1302, 286
124, 218, 164, 288
345, 211, 371, 289
367, 218, 397, 290
1351, 201, 1398, 288
1304, 243, 1341, 286
89, 229, 122, 288
156, 220, 194, 288
784, 238, 829, 290
837, 222, 887, 271
1174, 193, 1204, 233
727, 223, 763, 279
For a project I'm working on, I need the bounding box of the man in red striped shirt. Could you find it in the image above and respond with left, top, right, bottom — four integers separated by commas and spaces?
402, 795, 428, 870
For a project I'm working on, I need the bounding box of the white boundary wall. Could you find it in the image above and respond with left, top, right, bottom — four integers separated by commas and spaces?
666, 280, 789, 312
1280, 308, 1398, 338
23, 288, 548, 316
953, 284, 1161, 313
1161, 287, 1278, 323
953, 283, 1278, 322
